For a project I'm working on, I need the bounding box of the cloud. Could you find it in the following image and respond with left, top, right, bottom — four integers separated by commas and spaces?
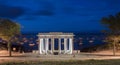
20, 16, 37, 21
63, 7, 94, 16
33, 10, 54, 16
62, 0, 120, 17
62, 5, 117, 17
0, 4, 26, 19
32, 1, 55, 16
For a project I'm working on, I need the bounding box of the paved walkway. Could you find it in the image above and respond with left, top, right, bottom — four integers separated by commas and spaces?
1, 49, 120, 63
1, 52, 120, 63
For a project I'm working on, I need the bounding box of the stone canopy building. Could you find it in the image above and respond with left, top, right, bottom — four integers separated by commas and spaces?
37, 32, 74, 54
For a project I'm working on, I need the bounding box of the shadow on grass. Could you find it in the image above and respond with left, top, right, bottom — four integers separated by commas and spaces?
1, 59, 120, 65
0, 55, 28, 57
81, 53, 120, 56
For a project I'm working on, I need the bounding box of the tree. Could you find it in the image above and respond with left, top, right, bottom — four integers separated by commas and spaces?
0, 18, 20, 56
101, 12, 120, 32
101, 12, 120, 56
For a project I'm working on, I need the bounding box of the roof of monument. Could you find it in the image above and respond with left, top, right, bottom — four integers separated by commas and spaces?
38, 32, 74, 35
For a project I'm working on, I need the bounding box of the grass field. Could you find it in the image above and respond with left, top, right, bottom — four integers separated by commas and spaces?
1, 59, 120, 65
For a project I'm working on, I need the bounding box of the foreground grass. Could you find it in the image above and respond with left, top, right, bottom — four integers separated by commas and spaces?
1, 59, 120, 65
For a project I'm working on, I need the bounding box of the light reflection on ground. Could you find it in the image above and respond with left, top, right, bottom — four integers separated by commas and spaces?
1, 50, 120, 63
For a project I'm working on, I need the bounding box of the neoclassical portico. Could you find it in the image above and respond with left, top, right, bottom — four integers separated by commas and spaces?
37, 32, 74, 55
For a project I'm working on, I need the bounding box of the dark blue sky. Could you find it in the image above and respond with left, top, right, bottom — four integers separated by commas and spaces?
0, 0, 120, 32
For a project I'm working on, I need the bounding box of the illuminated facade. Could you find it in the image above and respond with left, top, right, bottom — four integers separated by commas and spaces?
38, 32, 74, 54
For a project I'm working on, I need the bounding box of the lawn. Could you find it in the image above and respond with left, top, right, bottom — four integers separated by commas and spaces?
1, 59, 120, 65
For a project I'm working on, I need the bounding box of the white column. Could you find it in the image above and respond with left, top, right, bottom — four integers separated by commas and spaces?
39, 38, 43, 54
50, 38, 54, 54
64, 38, 67, 54
59, 38, 61, 54
69, 38, 73, 54
45, 38, 49, 54
42, 39, 45, 53
52, 38, 54, 54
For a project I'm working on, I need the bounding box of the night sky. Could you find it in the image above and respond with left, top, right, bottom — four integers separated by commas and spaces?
0, 0, 120, 32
